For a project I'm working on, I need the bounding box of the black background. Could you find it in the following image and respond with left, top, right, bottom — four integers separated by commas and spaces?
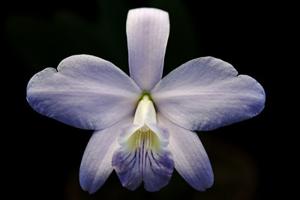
3, 0, 292, 200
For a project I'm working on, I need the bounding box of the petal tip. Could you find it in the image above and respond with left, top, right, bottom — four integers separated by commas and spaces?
184, 170, 214, 192
128, 7, 169, 17
26, 67, 57, 110
239, 74, 266, 117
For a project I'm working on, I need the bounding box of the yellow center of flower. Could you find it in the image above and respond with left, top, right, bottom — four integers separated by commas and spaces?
127, 125, 160, 152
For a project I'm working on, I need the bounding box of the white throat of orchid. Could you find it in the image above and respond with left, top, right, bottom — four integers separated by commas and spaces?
129, 94, 160, 152
112, 94, 173, 191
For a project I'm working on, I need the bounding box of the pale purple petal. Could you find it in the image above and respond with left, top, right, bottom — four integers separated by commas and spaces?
142, 150, 173, 192
159, 115, 213, 191
112, 146, 142, 190
112, 124, 174, 191
127, 8, 169, 90
27, 54, 141, 130
79, 119, 129, 193
152, 57, 265, 131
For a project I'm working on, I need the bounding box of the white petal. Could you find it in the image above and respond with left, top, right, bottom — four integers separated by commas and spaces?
127, 8, 169, 90
159, 115, 213, 191
152, 57, 265, 131
27, 54, 141, 130
79, 119, 129, 193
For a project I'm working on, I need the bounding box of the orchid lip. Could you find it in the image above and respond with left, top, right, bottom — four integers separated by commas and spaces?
111, 91, 174, 191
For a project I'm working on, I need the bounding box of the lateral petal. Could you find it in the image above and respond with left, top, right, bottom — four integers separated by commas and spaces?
152, 57, 265, 131
27, 54, 141, 130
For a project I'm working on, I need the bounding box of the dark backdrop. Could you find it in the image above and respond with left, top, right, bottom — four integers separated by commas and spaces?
3, 0, 290, 200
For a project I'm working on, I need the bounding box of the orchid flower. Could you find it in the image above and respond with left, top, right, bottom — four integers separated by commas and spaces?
26, 8, 265, 192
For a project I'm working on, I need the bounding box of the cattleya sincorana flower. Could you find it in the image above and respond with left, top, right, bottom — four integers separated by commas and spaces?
26, 8, 265, 192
